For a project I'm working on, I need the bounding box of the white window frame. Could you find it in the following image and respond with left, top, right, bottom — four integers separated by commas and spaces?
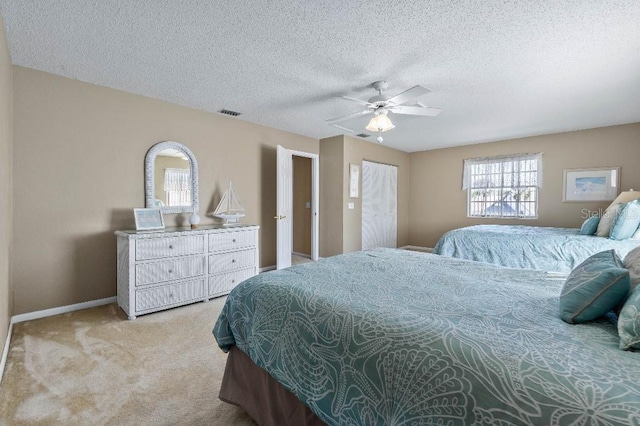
463, 153, 542, 219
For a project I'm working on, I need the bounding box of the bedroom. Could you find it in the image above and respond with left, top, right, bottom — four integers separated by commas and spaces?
1, 1, 640, 424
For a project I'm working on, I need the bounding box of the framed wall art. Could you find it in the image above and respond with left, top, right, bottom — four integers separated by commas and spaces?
563, 167, 620, 202
349, 163, 360, 198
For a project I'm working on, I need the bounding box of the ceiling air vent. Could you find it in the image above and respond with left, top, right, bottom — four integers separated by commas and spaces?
217, 108, 242, 117
356, 133, 370, 138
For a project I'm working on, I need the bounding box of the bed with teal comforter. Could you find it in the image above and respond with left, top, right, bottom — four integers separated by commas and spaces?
214, 248, 640, 425
433, 224, 640, 273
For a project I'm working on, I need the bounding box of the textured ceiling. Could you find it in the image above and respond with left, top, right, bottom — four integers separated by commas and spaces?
1, 1, 639, 152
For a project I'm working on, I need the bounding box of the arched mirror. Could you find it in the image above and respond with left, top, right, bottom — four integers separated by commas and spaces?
145, 141, 199, 214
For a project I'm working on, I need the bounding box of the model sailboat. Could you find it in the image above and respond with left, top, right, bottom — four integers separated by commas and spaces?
212, 181, 245, 226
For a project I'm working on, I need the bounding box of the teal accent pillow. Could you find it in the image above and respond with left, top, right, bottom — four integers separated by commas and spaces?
618, 286, 640, 350
610, 200, 640, 240
559, 250, 630, 324
579, 216, 600, 235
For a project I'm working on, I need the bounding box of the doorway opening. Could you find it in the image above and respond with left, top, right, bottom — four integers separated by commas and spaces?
292, 155, 313, 265
276, 145, 319, 270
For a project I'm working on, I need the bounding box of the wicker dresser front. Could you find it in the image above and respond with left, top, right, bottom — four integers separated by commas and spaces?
116, 225, 259, 319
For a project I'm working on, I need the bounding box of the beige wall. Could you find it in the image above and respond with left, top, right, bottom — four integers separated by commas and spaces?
343, 135, 410, 252
8, 62, 640, 318
319, 135, 410, 256
12, 66, 318, 314
319, 136, 344, 257
292, 156, 311, 255
0, 15, 12, 366
409, 123, 640, 247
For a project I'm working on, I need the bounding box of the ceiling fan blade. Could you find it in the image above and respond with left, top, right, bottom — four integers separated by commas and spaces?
341, 96, 371, 106
326, 109, 373, 124
386, 85, 431, 106
390, 105, 442, 117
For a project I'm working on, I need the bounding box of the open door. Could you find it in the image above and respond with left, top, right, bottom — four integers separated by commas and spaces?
276, 145, 319, 269
276, 145, 293, 269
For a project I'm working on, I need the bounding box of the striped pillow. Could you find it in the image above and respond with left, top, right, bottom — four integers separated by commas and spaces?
559, 250, 630, 324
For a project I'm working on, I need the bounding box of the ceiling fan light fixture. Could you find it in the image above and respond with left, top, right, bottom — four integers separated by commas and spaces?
327, 82, 440, 141
365, 113, 395, 132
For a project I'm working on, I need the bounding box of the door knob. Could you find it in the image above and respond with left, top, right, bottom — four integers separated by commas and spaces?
274, 215, 287, 220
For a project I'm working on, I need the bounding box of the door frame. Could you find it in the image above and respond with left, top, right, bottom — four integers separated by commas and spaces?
276, 146, 319, 269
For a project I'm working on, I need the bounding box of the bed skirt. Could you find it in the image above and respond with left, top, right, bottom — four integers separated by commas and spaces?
219, 346, 326, 426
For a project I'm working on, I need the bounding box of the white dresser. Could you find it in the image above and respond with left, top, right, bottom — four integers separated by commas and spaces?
115, 224, 259, 319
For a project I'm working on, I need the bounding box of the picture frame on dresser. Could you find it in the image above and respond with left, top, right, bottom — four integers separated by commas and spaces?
134, 208, 165, 230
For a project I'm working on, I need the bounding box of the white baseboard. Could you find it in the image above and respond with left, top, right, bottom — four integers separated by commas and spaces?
260, 265, 277, 273
400, 245, 433, 253
11, 296, 117, 324
0, 320, 13, 386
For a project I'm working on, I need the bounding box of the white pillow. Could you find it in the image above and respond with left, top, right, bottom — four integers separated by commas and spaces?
595, 203, 622, 237
623, 246, 640, 291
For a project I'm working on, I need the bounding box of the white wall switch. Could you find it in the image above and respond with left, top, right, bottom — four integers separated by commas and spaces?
305, 201, 311, 209
348, 202, 355, 209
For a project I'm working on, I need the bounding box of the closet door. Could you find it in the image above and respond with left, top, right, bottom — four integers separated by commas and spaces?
362, 161, 397, 250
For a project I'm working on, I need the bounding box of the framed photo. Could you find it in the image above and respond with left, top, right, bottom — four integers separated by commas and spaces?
563, 167, 620, 202
349, 164, 360, 198
134, 208, 165, 230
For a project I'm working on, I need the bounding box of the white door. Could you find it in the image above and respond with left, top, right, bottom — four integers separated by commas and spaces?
362, 161, 398, 250
276, 145, 293, 269
276, 146, 320, 269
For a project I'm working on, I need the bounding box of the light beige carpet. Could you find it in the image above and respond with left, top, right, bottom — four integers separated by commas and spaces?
291, 255, 312, 265
0, 297, 256, 426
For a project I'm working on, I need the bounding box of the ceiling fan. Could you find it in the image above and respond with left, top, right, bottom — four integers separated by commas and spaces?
327, 80, 442, 143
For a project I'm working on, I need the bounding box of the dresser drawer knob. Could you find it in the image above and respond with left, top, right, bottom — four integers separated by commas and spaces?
231, 259, 236, 263
168, 269, 173, 274
232, 279, 235, 284
169, 245, 174, 249
232, 239, 236, 243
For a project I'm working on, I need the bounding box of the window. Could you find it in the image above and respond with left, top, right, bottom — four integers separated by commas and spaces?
164, 168, 191, 207
463, 153, 542, 219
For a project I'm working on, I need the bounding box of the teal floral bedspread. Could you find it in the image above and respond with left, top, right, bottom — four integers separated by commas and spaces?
213, 249, 640, 425
433, 224, 640, 273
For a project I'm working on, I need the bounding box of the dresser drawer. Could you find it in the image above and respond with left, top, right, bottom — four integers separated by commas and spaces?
116, 225, 260, 319
208, 230, 256, 253
136, 235, 205, 261
209, 248, 256, 274
135, 279, 206, 312
209, 268, 256, 297
136, 256, 206, 286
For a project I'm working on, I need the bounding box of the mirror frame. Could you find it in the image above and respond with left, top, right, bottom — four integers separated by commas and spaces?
145, 141, 199, 214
